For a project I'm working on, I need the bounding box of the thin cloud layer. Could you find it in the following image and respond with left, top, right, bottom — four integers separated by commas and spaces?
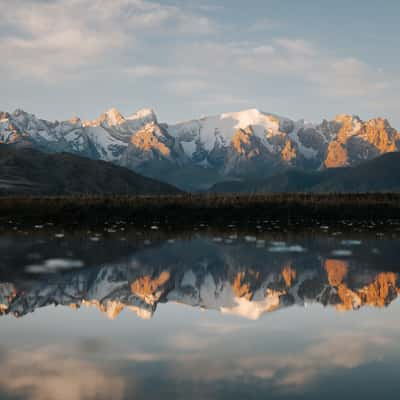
0, 345, 125, 400
0, 0, 215, 80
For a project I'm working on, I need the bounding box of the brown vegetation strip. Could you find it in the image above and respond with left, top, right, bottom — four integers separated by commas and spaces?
0, 193, 399, 226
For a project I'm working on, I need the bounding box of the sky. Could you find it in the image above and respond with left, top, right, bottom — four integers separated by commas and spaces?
1, 0, 400, 126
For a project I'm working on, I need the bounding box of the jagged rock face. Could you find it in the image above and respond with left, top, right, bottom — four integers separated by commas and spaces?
324, 259, 399, 310
297, 127, 327, 155
2, 250, 399, 320
325, 141, 349, 168
281, 139, 297, 163
324, 115, 400, 168
119, 122, 187, 172
224, 127, 277, 175
0, 283, 16, 313
232, 271, 261, 300
207, 134, 227, 167
130, 271, 172, 303
0, 107, 399, 190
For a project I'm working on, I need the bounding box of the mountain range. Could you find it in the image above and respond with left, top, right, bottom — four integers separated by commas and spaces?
1, 244, 398, 320
1, 107, 400, 191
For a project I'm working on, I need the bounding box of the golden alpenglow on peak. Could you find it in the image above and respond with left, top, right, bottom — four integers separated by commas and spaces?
103, 107, 125, 125
231, 127, 257, 156
131, 271, 171, 303
324, 141, 349, 167
281, 139, 297, 162
324, 116, 400, 168
324, 259, 349, 286
282, 265, 297, 288
130, 123, 171, 157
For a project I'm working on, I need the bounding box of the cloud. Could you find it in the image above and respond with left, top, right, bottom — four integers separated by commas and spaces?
169, 38, 390, 101
311, 57, 388, 96
238, 332, 391, 390
0, 0, 215, 81
275, 38, 316, 56
168, 332, 213, 351
163, 330, 393, 390
195, 93, 250, 107
123, 64, 202, 78
124, 65, 170, 78
165, 78, 211, 96
0, 345, 125, 400
249, 18, 282, 32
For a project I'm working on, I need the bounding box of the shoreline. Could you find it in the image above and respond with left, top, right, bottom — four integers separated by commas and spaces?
0, 193, 399, 227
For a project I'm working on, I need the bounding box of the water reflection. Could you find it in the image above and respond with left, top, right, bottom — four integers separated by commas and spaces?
1, 236, 399, 319
1, 232, 400, 400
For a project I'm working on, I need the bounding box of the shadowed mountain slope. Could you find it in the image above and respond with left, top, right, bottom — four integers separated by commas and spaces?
210, 152, 400, 193
0, 145, 182, 195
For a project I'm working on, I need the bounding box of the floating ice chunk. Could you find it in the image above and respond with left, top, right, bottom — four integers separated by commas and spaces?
45, 259, 83, 269
341, 240, 362, 246
25, 265, 47, 274
25, 258, 84, 273
331, 249, 352, 256
268, 244, 306, 253
270, 241, 286, 246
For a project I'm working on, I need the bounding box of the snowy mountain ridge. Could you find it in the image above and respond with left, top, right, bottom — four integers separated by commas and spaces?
1, 260, 398, 320
1, 107, 399, 190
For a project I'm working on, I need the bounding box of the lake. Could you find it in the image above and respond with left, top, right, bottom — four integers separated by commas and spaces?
1, 221, 399, 399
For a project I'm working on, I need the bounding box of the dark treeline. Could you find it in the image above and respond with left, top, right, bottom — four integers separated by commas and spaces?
0, 193, 399, 227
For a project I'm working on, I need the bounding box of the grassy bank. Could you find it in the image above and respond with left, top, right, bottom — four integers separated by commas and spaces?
0, 193, 399, 227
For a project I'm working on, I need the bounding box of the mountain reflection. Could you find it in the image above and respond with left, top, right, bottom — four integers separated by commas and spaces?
1, 237, 399, 320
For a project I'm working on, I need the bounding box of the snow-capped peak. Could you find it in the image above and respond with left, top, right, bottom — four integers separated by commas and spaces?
168, 108, 291, 154
67, 116, 81, 125
12, 108, 29, 117
221, 108, 284, 132
102, 107, 125, 126
221, 107, 271, 123
127, 108, 157, 123
10, 109, 35, 123
335, 114, 362, 123
82, 107, 125, 128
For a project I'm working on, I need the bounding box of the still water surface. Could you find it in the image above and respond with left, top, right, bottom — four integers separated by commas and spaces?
1, 224, 399, 399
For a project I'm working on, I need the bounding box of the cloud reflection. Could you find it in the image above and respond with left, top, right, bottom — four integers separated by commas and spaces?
0, 346, 125, 400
